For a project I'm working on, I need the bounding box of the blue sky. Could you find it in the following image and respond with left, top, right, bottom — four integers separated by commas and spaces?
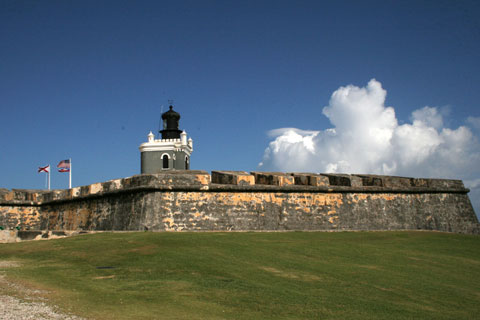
1, 1, 479, 214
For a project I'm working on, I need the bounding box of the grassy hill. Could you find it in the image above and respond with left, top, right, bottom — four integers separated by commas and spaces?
1, 231, 479, 319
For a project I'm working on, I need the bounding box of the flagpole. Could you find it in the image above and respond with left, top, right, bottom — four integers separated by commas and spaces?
48, 165, 51, 190
69, 158, 72, 189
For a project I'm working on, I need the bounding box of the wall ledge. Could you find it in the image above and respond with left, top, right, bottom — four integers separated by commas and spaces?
0, 171, 473, 205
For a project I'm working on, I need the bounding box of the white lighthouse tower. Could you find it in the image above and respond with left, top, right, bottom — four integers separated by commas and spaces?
139, 105, 193, 173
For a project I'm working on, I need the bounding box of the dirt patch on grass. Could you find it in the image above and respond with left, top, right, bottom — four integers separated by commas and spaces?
373, 285, 394, 292
127, 245, 157, 255
93, 275, 116, 280
0, 260, 21, 268
259, 266, 322, 281
0, 261, 85, 320
0, 294, 84, 320
356, 264, 382, 270
260, 266, 300, 279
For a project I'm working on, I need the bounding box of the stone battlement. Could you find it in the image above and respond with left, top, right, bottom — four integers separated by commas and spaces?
0, 171, 470, 205
0, 171, 478, 236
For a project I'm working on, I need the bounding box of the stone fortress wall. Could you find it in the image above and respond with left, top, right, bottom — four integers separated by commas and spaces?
1, 171, 479, 236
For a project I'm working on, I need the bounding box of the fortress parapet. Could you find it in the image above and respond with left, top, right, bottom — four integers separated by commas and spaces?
1, 171, 478, 236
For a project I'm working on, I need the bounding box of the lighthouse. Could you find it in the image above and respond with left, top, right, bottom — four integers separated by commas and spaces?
139, 105, 193, 173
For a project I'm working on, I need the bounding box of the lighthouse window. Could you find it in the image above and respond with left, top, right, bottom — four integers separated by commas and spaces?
162, 155, 169, 169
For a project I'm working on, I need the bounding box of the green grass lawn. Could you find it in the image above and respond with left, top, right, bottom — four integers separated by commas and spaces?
1, 231, 479, 319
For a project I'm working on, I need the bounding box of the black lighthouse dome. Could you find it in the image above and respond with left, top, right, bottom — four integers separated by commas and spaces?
160, 105, 182, 139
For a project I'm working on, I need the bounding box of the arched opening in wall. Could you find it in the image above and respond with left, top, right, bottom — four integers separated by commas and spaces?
162, 154, 169, 169
185, 156, 189, 170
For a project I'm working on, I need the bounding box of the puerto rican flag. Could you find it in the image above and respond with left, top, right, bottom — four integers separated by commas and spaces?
57, 159, 70, 172
38, 165, 50, 173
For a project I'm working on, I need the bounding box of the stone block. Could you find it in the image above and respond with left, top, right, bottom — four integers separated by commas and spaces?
321, 174, 352, 186
89, 183, 103, 194
80, 186, 90, 197
350, 176, 363, 187
157, 171, 211, 186
55, 190, 70, 200
382, 176, 412, 188
124, 171, 211, 188
410, 178, 429, 187
39, 190, 57, 202
122, 174, 161, 189
354, 175, 384, 187
251, 172, 294, 186
0, 189, 10, 202
11, 189, 38, 202
0, 230, 18, 243
212, 171, 255, 185
289, 173, 309, 185
17, 230, 43, 241
310, 175, 330, 186
2, 191, 14, 201
70, 187, 81, 198
289, 173, 329, 186
101, 179, 123, 192
427, 179, 465, 190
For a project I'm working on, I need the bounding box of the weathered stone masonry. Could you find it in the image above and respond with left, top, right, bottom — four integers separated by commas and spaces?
1, 171, 479, 234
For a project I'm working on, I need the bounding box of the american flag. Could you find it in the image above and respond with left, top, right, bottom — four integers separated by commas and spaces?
57, 159, 70, 172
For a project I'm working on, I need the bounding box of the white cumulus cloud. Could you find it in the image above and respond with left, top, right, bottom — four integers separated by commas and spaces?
259, 79, 480, 216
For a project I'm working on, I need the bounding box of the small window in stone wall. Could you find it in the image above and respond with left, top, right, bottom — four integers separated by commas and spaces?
163, 155, 169, 169
185, 156, 189, 170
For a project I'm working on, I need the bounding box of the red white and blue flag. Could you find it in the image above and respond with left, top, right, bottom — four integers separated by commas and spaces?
57, 159, 71, 172
38, 165, 50, 173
